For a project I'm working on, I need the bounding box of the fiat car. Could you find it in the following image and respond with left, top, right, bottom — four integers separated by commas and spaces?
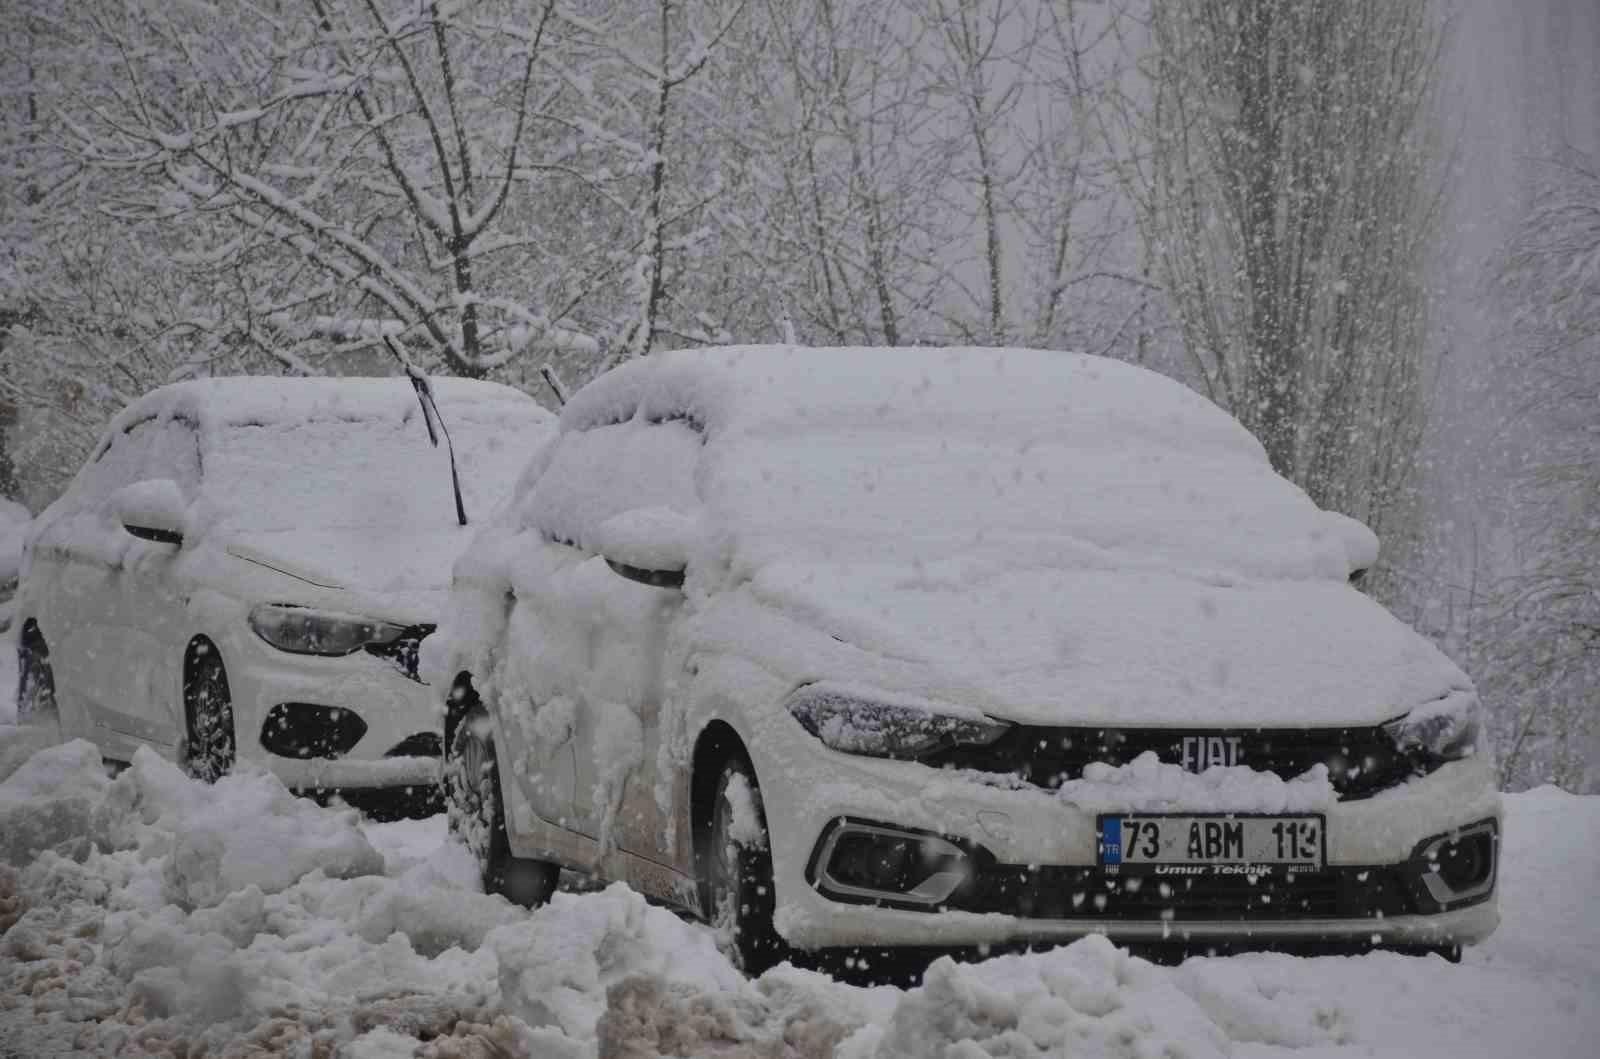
439, 346, 1498, 971
15, 376, 552, 807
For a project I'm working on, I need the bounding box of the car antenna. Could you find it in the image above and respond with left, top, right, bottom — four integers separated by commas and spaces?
384, 336, 468, 527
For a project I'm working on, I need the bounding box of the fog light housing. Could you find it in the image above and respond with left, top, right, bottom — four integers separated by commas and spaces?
811, 819, 973, 907
260, 702, 368, 759
1412, 818, 1497, 908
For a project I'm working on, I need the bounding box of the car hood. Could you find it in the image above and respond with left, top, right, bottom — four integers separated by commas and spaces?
225, 528, 471, 613
702, 560, 1471, 728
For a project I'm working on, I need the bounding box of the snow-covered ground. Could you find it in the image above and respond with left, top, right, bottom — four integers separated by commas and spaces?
0, 713, 1594, 1058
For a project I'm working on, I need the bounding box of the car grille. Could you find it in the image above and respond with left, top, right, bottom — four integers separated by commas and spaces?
920, 723, 1437, 800
958, 864, 1426, 921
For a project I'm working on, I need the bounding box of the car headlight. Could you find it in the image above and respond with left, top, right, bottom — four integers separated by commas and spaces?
248, 603, 407, 657
786, 684, 1010, 760
1383, 692, 1482, 762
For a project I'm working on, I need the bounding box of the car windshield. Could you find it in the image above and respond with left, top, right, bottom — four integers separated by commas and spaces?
705, 418, 1365, 584
204, 407, 525, 533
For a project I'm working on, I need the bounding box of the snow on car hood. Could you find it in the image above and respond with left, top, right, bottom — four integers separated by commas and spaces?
701, 558, 1470, 728
227, 528, 470, 605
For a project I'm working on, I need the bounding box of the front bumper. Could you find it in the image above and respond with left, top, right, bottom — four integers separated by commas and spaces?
223, 628, 443, 791
754, 729, 1501, 951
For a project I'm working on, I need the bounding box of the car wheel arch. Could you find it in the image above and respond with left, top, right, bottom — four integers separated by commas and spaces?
183, 634, 223, 681
181, 633, 237, 780
691, 720, 753, 869
19, 616, 47, 653
443, 670, 481, 755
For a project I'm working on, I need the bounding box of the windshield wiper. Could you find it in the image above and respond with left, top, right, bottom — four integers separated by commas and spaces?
384, 337, 467, 527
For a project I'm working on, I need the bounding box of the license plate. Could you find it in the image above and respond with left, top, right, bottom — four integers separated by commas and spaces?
1098, 813, 1324, 873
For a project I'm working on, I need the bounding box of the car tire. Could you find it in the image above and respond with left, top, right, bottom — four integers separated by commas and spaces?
444, 707, 559, 908
183, 643, 236, 782
704, 756, 788, 975
17, 623, 58, 726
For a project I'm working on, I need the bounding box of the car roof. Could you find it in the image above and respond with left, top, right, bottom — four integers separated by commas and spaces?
94, 376, 546, 462
541, 346, 1379, 585
559, 345, 1262, 460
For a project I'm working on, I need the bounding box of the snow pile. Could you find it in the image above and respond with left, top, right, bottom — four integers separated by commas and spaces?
1051, 751, 1338, 814
0, 741, 122, 867
2, 728, 1596, 1056
129, 756, 386, 909
849, 938, 1238, 1058
0, 738, 527, 1055
489, 883, 747, 1047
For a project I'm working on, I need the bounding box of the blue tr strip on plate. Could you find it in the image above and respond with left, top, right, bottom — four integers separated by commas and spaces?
1101, 817, 1122, 864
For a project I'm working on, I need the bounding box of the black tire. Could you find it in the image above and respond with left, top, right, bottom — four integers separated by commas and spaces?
444, 707, 559, 908
183, 643, 236, 782
703, 757, 788, 975
17, 624, 58, 726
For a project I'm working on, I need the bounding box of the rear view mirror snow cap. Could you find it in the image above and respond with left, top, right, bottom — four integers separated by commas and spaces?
113, 478, 187, 545
597, 506, 694, 589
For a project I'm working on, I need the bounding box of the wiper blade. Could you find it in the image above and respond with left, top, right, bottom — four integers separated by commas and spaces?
384, 337, 467, 526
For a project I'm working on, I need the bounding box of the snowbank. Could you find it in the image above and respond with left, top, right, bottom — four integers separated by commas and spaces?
0, 727, 1594, 1056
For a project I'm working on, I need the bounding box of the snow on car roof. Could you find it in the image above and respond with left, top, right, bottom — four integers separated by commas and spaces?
95, 374, 537, 459
41, 376, 554, 597
557, 345, 1378, 583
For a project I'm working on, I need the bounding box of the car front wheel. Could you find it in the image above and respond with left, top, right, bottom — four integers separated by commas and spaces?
17, 623, 58, 726
444, 707, 559, 908
704, 757, 788, 975
183, 643, 236, 782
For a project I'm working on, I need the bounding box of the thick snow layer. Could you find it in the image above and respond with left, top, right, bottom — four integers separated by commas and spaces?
29, 376, 553, 602
559, 347, 1379, 581
478, 347, 1463, 729
0, 723, 1595, 1057
1052, 751, 1339, 814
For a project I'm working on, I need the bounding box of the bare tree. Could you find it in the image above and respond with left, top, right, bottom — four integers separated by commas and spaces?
1477, 147, 1600, 792
1129, 0, 1449, 561
1, 10, 204, 507
45, 0, 615, 379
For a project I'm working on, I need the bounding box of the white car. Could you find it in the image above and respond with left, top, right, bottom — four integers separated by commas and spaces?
14, 376, 552, 808
440, 346, 1499, 972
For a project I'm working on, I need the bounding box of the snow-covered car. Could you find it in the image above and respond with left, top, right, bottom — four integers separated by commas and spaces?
14, 376, 553, 806
440, 346, 1499, 971
0, 497, 31, 632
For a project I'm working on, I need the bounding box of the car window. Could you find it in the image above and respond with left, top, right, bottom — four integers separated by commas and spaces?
66, 417, 200, 512
528, 418, 701, 553
137, 417, 202, 496
201, 411, 530, 532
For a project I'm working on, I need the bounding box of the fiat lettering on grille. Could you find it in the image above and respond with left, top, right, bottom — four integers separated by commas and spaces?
1180, 735, 1242, 772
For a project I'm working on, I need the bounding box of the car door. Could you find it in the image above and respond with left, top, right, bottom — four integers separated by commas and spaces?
105, 416, 202, 749
523, 415, 701, 861
32, 418, 168, 758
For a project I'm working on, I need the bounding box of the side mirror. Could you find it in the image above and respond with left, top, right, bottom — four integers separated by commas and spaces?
596, 507, 693, 590
112, 479, 187, 546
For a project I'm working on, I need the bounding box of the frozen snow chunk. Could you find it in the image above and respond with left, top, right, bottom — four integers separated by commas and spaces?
161, 767, 384, 908
490, 883, 744, 1042
0, 740, 127, 866
0, 739, 109, 801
